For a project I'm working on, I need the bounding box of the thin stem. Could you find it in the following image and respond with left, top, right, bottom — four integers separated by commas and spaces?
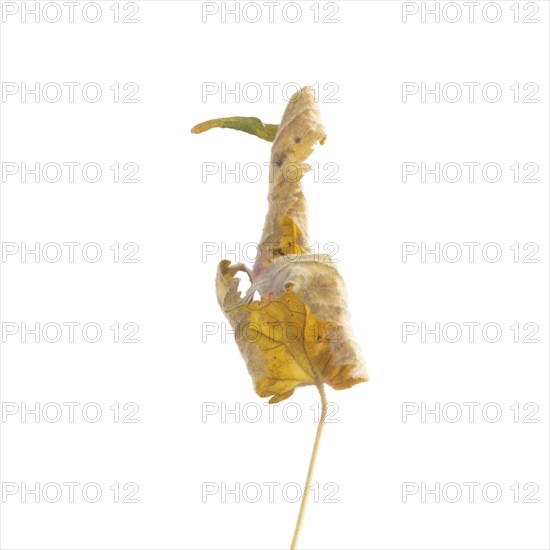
290, 382, 328, 550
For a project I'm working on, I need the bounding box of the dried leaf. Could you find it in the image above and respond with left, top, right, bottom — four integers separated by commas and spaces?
211, 86, 367, 403
245, 288, 365, 403
254, 86, 326, 272
195, 84, 368, 550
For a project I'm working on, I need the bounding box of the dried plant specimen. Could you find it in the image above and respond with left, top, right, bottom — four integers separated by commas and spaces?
192, 86, 367, 549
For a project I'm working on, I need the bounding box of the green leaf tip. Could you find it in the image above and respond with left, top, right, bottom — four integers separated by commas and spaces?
191, 116, 278, 142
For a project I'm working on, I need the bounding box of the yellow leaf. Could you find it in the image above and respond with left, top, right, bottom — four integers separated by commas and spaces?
262, 215, 305, 265
241, 289, 367, 404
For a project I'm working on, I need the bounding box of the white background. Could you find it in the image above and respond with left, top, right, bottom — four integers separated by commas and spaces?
1, 1, 549, 549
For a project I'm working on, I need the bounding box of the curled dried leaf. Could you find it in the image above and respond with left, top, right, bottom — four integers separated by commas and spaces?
209, 86, 367, 403
196, 84, 367, 550
255, 86, 327, 272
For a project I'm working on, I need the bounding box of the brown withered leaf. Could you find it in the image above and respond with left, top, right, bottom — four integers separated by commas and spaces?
254, 86, 326, 272
213, 85, 367, 404
197, 84, 367, 549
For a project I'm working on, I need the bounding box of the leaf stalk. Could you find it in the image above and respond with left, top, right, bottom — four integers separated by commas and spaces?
290, 382, 328, 550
